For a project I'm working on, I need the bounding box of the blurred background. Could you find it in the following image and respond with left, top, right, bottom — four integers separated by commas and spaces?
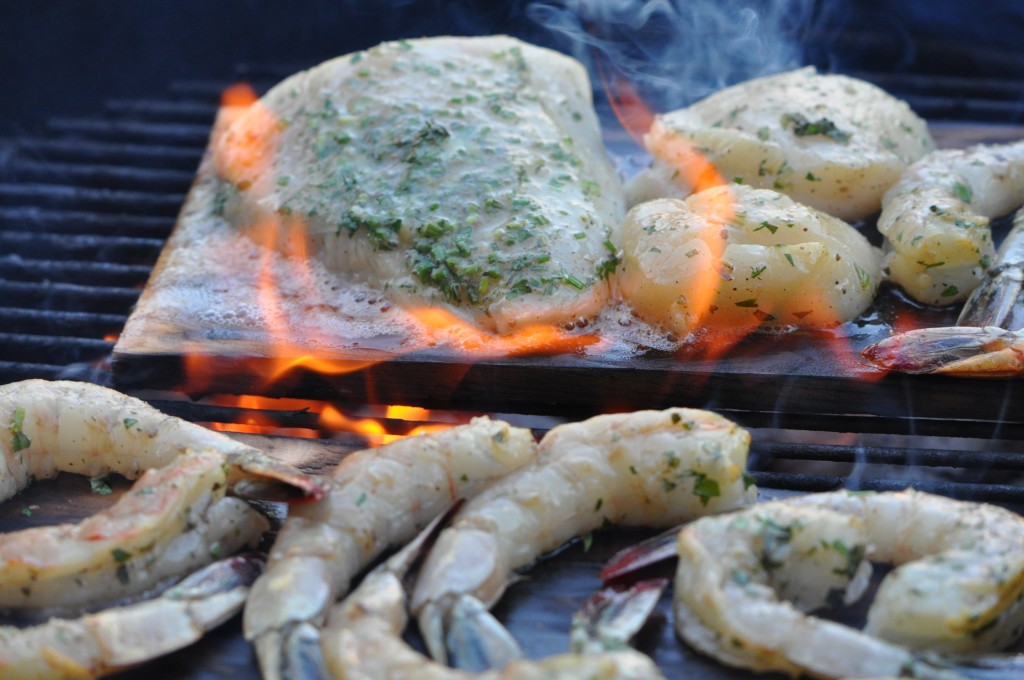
3, 0, 1023, 131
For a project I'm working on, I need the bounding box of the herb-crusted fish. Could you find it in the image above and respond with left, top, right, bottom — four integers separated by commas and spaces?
211, 36, 625, 334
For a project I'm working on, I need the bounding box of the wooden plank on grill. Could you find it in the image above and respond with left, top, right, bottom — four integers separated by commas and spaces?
111, 121, 1024, 430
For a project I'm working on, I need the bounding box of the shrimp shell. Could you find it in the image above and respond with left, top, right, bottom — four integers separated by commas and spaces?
410, 408, 755, 662
321, 512, 665, 680
0, 380, 329, 611
243, 416, 538, 679
0, 554, 263, 680
877, 140, 1024, 305
674, 489, 1024, 678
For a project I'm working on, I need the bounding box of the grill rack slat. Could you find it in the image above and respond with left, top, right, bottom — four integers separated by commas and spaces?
0, 183, 185, 216
0, 207, 175, 237
0, 231, 166, 262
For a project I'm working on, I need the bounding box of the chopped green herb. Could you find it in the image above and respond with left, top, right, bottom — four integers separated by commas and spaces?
742, 472, 756, 490
941, 285, 960, 297
20, 507, 31, 517
9, 407, 30, 453
854, 263, 871, 290
357, 492, 368, 507
594, 498, 603, 512
123, 418, 138, 429
111, 548, 132, 563
90, 477, 113, 496
691, 472, 721, 506
735, 299, 759, 308
581, 532, 593, 552
754, 221, 778, 235
952, 181, 973, 204
783, 252, 795, 267
780, 113, 851, 144
751, 265, 767, 279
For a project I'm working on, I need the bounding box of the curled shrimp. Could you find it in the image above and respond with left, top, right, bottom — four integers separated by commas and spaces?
0, 553, 263, 680
320, 510, 667, 680
0, 379, 325, 611
673, 489, 1024, 678
864, 209, 1024, 376
410, 408, 756, 667
877, 140, 1024, 306
242, 416, 538, 679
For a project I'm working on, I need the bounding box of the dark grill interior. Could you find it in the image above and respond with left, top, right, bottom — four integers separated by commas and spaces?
3, 2, 1024, 677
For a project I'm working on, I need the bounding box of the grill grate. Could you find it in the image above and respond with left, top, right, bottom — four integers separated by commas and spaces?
2, 69, 1024, 497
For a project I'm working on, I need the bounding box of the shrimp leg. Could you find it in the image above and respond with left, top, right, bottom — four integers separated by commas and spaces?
242, 416, 538, 680
321, 510, 667, 680
410, 408, 755, 668
863, 211, 1024, 376
0, 553, 263, 680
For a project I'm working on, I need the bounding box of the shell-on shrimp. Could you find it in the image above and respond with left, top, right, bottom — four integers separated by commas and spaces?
321, 509, 667, 680
242, 416, 538, 680
0, 553, 263, 680
673, 489, 1024, 678
0, 380, 324, 611
410, 408, 756, 667
863, 209, 1024, 376
877, 140, 1024, 306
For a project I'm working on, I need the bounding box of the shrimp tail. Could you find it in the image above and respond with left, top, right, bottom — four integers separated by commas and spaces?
598, 527, 681, 584
956, 264, 1024, 329
570, 578, 668, 654
862, 326, 1024, 376
223, 449, 330, 502
442, 595, 524, 671
945, 652, 1024, 679
279, 622, 328, 680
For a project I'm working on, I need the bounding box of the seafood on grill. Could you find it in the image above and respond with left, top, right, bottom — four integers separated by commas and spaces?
0, 379, 324, 611
670, 489, 1024, 678
321, 509, 667, 680
0, 553, 263, 680
617, 185, 882, 338
628, 67, 934, 222
410, 407, 756, 667
863, 208, 1024, 376
243, 417, 538, 679
877, 139, 1024, 306
205, 35, 625, 335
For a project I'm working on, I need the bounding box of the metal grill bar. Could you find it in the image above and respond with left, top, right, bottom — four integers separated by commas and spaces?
46, 117, 212, 148
0, 333, 115, 364
0, 308, 127, 336
756, 441, 1024, 470
104, 99, 218, 123
1, 137, 202, 170
5, 159, 194, 192
0, 183, 184, 216
0, 231, 165, 262
752, 471, 1024, 505
0, 208, 175, 238
0, 281, 140, 313
0, 258, 152, 286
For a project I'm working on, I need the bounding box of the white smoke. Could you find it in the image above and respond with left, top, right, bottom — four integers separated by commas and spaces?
527, 0, 823, 111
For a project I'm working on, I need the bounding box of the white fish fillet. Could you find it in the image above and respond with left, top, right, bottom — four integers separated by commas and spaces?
210, 36, 625, 334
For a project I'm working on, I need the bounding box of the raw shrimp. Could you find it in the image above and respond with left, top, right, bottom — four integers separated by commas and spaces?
321, 510, 666, 680
863, 208, 1024, 376
674, 489, 1024, 678
410, 407, 755, 666
242, 416, 538, 680
877, 140, 1024, 306
618, 185, 881, 338
629, 67, 934, 222
0, 379, 324, 610
0, 553, 263, 680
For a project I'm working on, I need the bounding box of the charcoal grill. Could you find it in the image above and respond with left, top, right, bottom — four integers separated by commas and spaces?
3, 1, 1024, 678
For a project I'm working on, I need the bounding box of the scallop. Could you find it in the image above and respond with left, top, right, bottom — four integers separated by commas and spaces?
629, 67, 935, 222
617, 184, 882, 337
